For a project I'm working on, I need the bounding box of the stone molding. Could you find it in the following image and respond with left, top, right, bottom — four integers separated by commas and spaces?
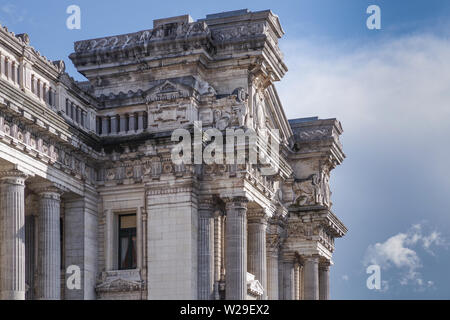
29, 182, 65, 199
0, 168, 28, 185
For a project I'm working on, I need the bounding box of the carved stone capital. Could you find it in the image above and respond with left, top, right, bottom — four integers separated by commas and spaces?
223, 196, 248, 209
281, 251, 296, 263
319, 260, 331, 271
198, 196, 215, 217
302, 255, 320, 264
247, 208, 267, 224
0, 168, 28, 185
29, 182, 64, 199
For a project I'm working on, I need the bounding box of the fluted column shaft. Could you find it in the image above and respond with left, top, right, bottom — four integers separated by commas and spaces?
304, 256, 319, 300
0, 170, 27, 300
37, 188, 61, 300
319, 263, 330, 300
282, 255, 295, 300
198, 199, 214, 300
247, 211, 267, 300
225, 197, 248, 300
25, 215, 36, 300
266, 247, 279, 300
213, 213, 222, 300
294, 262, 300, 300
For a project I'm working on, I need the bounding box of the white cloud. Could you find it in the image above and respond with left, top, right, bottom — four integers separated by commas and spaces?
363, 224, 446, 289
277, 33, 450, 192
278, 33, 450, 135
364, 233, 420, 270
342, 275, 349, 281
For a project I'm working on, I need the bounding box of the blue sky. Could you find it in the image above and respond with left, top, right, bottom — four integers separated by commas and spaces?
1, 0, 449, 299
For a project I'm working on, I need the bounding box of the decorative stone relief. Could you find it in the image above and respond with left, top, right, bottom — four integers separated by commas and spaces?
293, 168, 331, 207
74, 21, 210, 54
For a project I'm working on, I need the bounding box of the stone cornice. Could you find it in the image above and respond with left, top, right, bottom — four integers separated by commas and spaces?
0, 81, 101, 158
70, 21, 214, 73
289, 118, 345, 165
0, 167, 28, 184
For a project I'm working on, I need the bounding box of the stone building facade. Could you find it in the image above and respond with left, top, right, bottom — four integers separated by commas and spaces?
0, 9, 347, 300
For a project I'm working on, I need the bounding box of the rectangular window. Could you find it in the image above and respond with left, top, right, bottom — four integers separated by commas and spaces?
118, 214, 137, 270
5, 59, 9, 79
11, 63, 15, 83
37, 80, 40, 98
65, 99, 69, 114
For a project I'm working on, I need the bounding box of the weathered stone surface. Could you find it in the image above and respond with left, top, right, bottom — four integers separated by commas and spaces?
0, 8, 347, 300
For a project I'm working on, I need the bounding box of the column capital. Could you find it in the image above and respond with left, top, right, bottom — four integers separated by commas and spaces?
281, 251, 297, 262
0, 168, 28, 185
303, 255, 320, 263
223, 196, 248, 209
247, 208, 268, 224
319, 260, 331, 271
199, 196, 215, 210
30, 182, 64, 199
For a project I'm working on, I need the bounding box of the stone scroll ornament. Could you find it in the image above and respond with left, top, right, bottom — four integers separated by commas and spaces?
74, 22, 210, 53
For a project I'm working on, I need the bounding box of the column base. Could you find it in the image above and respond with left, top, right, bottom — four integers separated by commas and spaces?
0, 290, 25, 300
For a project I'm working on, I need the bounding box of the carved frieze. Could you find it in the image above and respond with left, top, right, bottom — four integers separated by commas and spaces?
74, 21, 211, 54
292, 166, 331, 208
211, 22, 267, 42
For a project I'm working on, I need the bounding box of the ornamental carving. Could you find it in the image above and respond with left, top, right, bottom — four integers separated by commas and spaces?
212, 23, 267, 42
293, 169, 331, 207
74, 21, 210, 54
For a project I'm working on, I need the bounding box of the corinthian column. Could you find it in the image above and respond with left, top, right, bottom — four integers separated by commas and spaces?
294, 262, 300, 300
247, 208, 267, 300
35, 184, 62, 300
304, 256, 319, 300
213, 211, 222, 300
266, 246, 279, 300
319, 261, 330, 300
198, 198, 214, 300
225, 196, 248, 300
0, 169, 27, 300
282, 252, 295, 300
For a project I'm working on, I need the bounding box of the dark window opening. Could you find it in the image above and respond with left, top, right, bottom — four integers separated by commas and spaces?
118, 214, 137, 270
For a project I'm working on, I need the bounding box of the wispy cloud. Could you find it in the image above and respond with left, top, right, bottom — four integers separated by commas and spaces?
1, 3, 26, 25
279, 33, 450, 135
363, 224, 447, 290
